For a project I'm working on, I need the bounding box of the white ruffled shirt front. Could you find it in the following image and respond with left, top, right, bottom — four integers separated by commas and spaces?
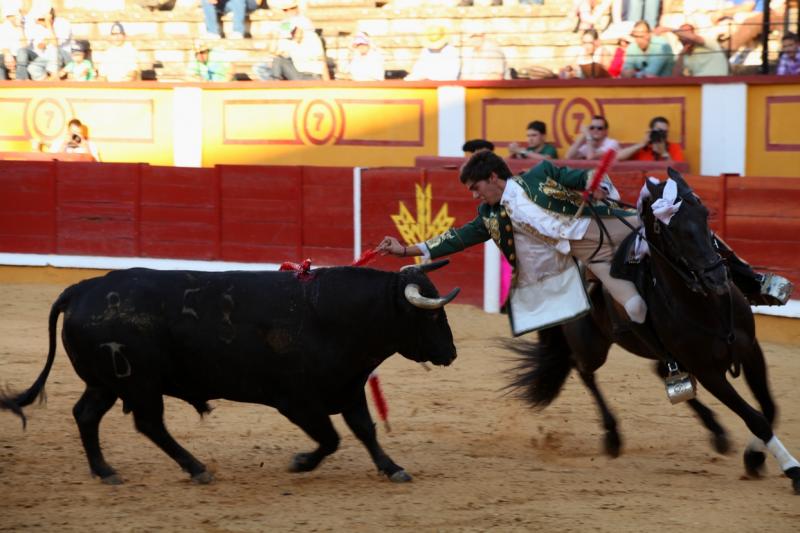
500, 179, 591, 285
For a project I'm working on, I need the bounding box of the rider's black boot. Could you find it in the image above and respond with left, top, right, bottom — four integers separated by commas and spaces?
713, 236, 793, 305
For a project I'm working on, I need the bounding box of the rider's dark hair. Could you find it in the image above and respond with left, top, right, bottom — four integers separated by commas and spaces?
459, 150, 512, 184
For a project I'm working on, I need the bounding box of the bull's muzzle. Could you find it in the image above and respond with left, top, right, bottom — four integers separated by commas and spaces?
404, 284, 460, 309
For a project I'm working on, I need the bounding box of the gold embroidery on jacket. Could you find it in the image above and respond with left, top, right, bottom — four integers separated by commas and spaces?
539, 178, 584, 207
426, 228, 456, 249
517, 221, 559, 247
482, 216, 500, 244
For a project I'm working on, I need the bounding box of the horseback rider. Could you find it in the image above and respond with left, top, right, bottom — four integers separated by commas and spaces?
378, 151, 791, 346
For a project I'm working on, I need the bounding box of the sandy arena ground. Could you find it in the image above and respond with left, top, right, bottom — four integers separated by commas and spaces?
1, 273, 799, 532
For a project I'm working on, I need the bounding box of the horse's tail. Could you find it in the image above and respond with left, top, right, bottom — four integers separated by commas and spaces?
505, 326, 573, 409
0, 286, 73, 428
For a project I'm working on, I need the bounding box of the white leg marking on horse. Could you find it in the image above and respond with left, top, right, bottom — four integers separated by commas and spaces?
766, 436, 800, 471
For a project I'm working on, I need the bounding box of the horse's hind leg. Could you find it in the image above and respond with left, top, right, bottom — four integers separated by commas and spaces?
696, 371, 800, 494
654, 362, 730, 454
578, 371, 622, 458
73, 385, 120, 484
130, 395, 212, 483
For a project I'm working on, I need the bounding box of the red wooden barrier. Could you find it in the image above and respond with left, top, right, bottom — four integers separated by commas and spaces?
0, 160, 798, 304
0, 160, 56, 253
301, 166, 354, 266
140, 165, 219, 260
725, 177, 800, 284
56, 162, 140, 257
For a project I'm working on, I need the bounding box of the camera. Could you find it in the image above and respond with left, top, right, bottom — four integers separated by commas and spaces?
71, 133, 82, 144
649, 129, 666, 144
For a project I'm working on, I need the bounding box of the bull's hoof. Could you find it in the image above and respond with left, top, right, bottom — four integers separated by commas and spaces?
712, 433, 731, 455
191, 471, 214, 484
289, 453, 318, 473
388, 469, 412, 483
101, 474, 123, 485
604, 432, 622, 458
744, 449, 767, 478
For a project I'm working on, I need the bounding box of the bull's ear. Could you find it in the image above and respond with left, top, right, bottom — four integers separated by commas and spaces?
401, 259, 450, 273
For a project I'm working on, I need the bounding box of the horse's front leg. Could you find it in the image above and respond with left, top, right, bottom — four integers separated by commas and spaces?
578, 371, 622, 458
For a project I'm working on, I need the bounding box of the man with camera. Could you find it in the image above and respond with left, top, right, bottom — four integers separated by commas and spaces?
617, 116, 684, 162
49, 118, 100, 161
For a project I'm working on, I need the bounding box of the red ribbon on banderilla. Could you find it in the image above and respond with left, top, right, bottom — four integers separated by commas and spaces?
575, 148, 617, 217
279, 247, 392, 432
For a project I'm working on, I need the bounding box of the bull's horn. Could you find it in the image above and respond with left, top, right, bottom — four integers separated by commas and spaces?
400, 259, 450, 273
404, 284, 460, 309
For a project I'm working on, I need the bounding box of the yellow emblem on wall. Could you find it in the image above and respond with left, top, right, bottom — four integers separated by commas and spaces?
391, 184, 455, 264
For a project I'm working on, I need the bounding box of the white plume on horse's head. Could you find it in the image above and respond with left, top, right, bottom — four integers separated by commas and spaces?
638, 176, 682, 225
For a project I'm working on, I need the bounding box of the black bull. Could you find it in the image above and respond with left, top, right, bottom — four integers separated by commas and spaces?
2, 261, 459, 484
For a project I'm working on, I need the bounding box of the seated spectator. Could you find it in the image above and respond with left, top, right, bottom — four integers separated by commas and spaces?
617, 116, 685, 162
460, 32, 506, 80
776, 32, 800, 76
0, 1, 26, 80
271, 0, 314, 32
346, 32, 384, 81
462, 139, 495, 154
201, 0, 258, 40
17, 1, 68, 80
607, 31, 631, 77
624, 0, 662, 29
267, 23, 329, 80
59, 40, 96, 81
508, 121, 558, 160
97, 22, 139, 82
670, 23, 729, 76
620, 20, 675, 77
573, 0, 619, 32
560, 29, 613, 78
187, 40, 232, 81
50, 118, 101, 161
711, 0, 786, 58
405, 25, 460, 81
565, 115, 620, 160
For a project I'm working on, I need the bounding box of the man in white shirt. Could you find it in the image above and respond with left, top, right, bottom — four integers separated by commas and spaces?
97, 22, 139, 81
565, 115, 621, 160
18, 1, 72, 80
405, 25, 460, 81
0, 1, 26, 80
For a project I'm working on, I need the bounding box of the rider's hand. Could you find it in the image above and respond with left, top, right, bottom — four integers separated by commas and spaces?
377, 236, 404, 256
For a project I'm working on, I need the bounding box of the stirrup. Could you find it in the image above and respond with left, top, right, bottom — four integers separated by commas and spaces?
756, 273, 793, 306
665, 360, 697, 404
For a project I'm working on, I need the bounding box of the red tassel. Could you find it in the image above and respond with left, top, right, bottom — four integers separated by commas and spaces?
368, 372, 391, 433
583, 148, 617, 201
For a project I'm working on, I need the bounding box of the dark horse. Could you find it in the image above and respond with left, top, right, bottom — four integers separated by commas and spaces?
510, 169, 800, 494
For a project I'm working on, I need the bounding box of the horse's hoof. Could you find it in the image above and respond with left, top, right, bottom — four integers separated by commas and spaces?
289, 453, 317, 473
743, 450, 767, 478
604, 433, 622, 458
191, 471, 214, 484
101, 474, 123, 485
712, 433, 731, 455
388, 469, 412, 483
784, 466, 800, 495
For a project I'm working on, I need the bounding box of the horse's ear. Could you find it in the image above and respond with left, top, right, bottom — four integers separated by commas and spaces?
645, 176, 660, 198
667, 167, 691, 194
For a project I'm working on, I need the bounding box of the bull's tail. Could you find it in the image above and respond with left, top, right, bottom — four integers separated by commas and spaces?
505, 326, 573, 409
0, 287, 73, 428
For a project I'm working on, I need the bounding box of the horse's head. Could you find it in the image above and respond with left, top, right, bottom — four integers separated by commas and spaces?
639, 168, 729, 296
